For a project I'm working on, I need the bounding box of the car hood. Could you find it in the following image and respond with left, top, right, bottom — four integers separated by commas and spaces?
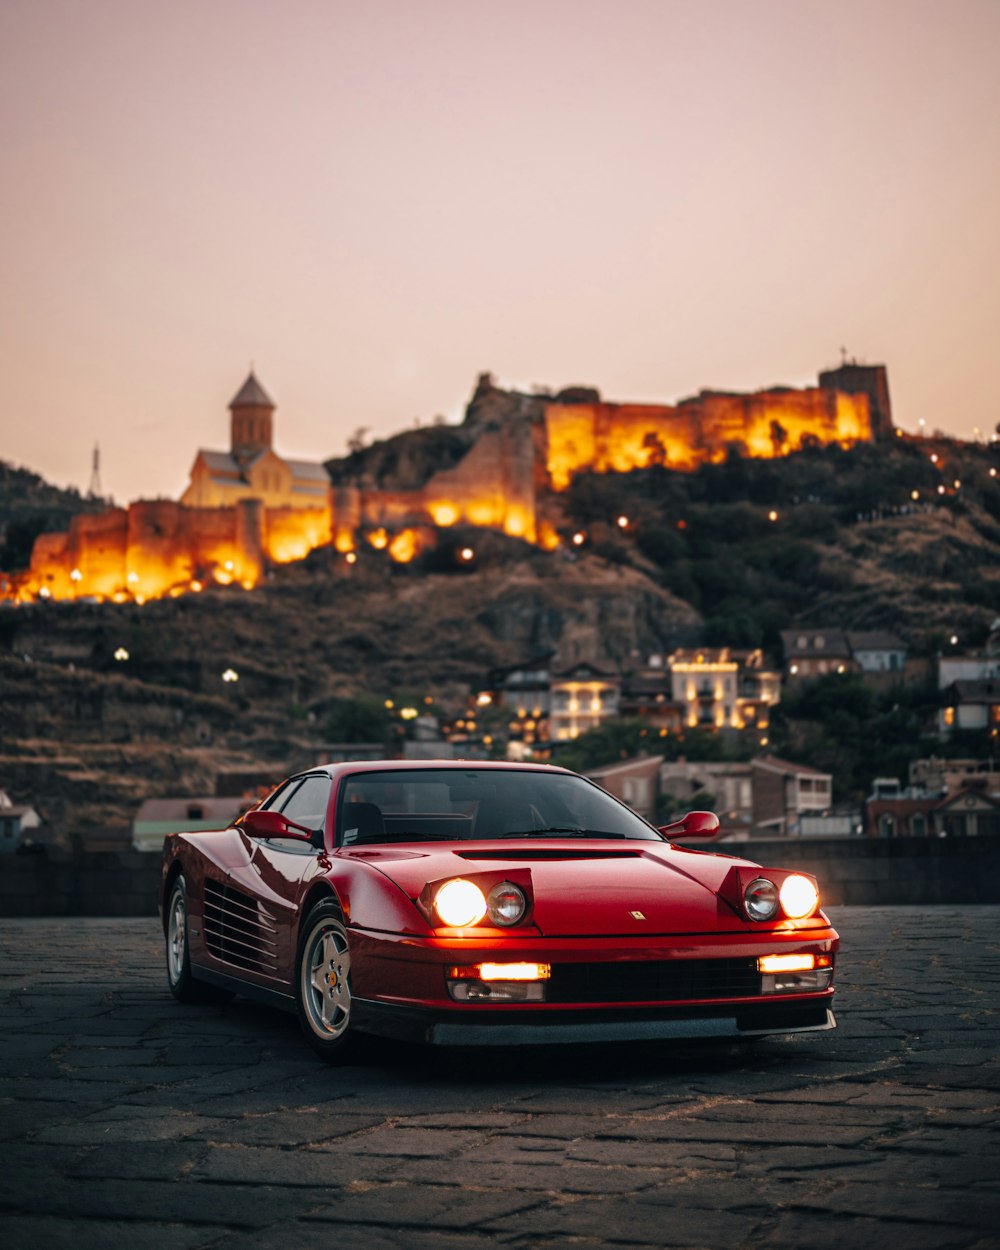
344, 840, 754, 936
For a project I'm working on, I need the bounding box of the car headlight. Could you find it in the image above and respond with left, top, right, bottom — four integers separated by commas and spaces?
779, 874, 819, 919
434, 879, 487, 927
744, 877, 778, 921
487, 881, 527, 926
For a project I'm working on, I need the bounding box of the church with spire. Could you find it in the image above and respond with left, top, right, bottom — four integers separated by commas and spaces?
181, 372, 329, 510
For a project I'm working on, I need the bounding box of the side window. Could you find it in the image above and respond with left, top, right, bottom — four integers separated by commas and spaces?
276, 774, 332, 833
260, 779, 301, 812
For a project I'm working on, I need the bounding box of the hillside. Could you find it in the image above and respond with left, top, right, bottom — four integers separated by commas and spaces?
0, 460, 107, 571
2, 436, 998, 831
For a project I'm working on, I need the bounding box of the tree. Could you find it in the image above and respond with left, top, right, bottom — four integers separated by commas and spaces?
323, 696, 388, 744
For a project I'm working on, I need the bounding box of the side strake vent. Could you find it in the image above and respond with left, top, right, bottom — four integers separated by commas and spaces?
203, 879, 278, 975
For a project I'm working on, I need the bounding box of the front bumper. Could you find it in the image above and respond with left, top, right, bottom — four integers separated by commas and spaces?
352, 996, 836, 1047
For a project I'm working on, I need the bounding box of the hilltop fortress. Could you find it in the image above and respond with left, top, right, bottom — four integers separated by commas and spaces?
8, 361, 892, 602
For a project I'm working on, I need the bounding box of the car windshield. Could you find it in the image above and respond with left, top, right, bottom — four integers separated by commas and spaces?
338, 768, 663, 846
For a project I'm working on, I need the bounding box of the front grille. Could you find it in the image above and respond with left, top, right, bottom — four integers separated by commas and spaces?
203, 879, 278, 975
548, 958, 761, 1004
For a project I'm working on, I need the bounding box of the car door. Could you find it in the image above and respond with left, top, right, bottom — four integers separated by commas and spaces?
214, 773, 333, 990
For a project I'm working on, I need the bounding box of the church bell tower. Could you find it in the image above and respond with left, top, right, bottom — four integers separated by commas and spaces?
229, 371, 275, 466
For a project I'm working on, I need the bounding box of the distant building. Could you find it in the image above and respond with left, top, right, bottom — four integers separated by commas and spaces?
751, 756, 833, 836
847, 631, 907, 675
664, 648, 780, 732
587, 755, 664, 822
780, 629, 853, 680
182, 373, 329, 511
549, 662, 620, 741
486, 647, 778, 750
132, 796, 251, 853
483, 654, 621, 745
658, 760, 755, 830
0, 789, 41, 854
939, 680, 1000, 735
782, 628, 908, 683
910, 757, 1000, 795
867, 780, 1000, 838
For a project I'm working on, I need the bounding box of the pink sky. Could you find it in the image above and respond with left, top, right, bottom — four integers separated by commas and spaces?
2, 0, 998, 503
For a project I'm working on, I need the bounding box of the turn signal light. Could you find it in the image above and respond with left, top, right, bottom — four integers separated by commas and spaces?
758, 954, 831, 974
447, 963, 551, 981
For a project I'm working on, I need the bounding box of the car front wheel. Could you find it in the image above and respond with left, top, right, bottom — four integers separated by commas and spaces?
296, 900, 355, 1062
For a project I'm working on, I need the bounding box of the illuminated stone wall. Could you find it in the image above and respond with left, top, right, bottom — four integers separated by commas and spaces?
22, 500, 267, 602
5, 364, 890, 602
544, 385, 874, 489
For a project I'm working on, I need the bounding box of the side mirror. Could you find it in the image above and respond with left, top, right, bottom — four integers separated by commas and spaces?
658, 810, 720, 840
241, 809, 317, 844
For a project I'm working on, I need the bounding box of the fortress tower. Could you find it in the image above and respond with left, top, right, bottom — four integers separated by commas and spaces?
817, 362, 893, 440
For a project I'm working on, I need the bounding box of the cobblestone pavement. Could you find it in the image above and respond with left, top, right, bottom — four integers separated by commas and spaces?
1, 907, 998, 1250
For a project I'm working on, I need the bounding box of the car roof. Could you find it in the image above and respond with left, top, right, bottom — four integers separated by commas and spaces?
313, 759, 573, 781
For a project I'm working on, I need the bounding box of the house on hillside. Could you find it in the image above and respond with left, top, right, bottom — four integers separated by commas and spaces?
751, 756, 833, 836
939, 680, 1000, 735
658, 760, 754, 831
0, 789, 41, 854
780, 630, 853, 680
847, 631, 907, 675
549, 662, 620, 741
586, 755, 664, 822
782, 628, 910, 685
866, 774, 1000, 838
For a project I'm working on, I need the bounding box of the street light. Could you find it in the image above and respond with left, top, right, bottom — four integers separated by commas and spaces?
222, 668, 239, 683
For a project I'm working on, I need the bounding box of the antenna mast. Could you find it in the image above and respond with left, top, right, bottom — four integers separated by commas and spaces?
88, 443, 102, 497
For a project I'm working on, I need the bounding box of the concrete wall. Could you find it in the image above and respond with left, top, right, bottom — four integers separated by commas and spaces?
2, 835, 998, 917
0, 850, 162, 918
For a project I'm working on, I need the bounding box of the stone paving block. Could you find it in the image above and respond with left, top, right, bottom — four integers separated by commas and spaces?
565, 1138, 738, 1170
188, 1109, 388, 1146
296, 1126, 489, 1158
369, 1155, 668, 1194
0, 1176, 336, 1229
34, 1112, 225, 1145
683, 1099, 916, 1128
68, 1141, 208, 1181
792, 1185, 1000, 1231
480, 1194, 758, 1246
305, 1182, 545, 1229
193, 1144, 389, 1186
0, 1214, 214, 1250
766, 1210, 983, 1250
394, 1111, 530, 1130
530, 1115, 877, 1148
56, 1050, 162, 1070
209, 1221, 506, 1250
0, 1097, 92, 1141
737, 1144, 888, 1174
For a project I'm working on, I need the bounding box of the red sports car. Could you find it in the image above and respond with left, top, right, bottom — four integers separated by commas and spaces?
160, 760, 838, 1061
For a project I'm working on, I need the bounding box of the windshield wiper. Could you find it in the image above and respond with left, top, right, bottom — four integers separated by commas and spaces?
498, 826, 628, 839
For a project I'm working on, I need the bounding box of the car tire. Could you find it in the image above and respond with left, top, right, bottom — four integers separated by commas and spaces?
296, 900, 356, 1062
165, 874, 233, 1005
